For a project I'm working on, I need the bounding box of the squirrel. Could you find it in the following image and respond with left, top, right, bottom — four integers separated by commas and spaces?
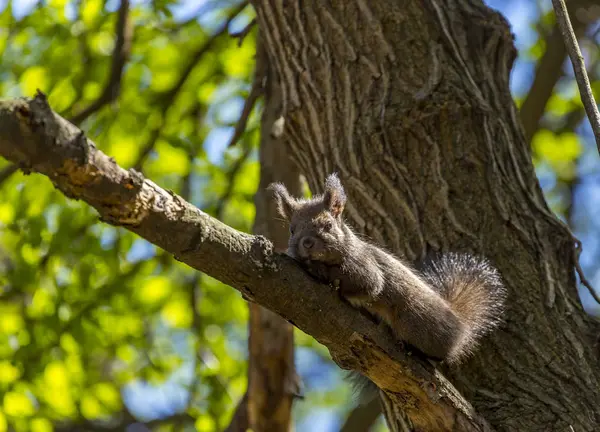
268, 173, 507, 368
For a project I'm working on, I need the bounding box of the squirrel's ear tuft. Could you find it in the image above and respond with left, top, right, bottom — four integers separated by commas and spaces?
268, 182, 297, 221
323, 173, 346, 218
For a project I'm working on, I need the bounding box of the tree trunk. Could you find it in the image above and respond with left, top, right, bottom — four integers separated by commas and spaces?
241, 36, 302, 432
251, 0, 600, 430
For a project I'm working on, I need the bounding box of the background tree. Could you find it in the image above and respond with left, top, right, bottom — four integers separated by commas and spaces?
0, 0, 599, 431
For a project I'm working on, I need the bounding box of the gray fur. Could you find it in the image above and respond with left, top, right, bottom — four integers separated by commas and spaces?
269, 174, 507, 396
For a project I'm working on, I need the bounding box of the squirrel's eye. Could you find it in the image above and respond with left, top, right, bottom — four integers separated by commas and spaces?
323, 222, 333, 231
289, 226, 295, 235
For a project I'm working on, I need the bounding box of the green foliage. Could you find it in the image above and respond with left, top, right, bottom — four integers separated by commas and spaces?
1, 0, 599, 430
533, 130, 583, 181
0, 1, 261, 430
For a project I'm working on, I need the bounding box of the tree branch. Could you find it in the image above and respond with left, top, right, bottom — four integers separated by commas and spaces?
551, 0, 600, 152
519, 0, 591, 143
0, 95, 494, 432
231, 18, 256, 46
69, 0, 133, 125
133, 3, 248, 170
227, 35, 266, 149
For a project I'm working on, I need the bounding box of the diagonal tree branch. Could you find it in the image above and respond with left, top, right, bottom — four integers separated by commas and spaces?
551, 0, 600, 152
519, 0, 592, 144
69, 0, 133, 125
0, 94, 494, 432
134, 2, 249, 170
227, 34, 266, 149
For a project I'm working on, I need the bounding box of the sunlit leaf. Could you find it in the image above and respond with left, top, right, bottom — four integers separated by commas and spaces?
0, 362, 21, 384
222, 39, 255, 78
93, 382, 121, 411
3, 392, 35, 417
81, 0, 103, 27
137, 276, 171, 305
162, 296, 193, 328
195, 416, 215, 432
0, 203, 14, 225
145, 140, 190, 177
30, 418, 53, 432
81, 394, 102, 419
0, 306, 24, 335
43, 362, 70, 389
48, 78, 77, 114
19, 67, 49, 96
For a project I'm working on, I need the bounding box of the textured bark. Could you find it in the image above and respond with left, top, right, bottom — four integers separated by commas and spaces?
251, 0, 600, 431
0, 95, 490, 431
245, 141, 301, 432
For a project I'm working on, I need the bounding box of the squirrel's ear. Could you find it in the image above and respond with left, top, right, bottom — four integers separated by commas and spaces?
323, 173, 346, 218
268, 182, 297, 221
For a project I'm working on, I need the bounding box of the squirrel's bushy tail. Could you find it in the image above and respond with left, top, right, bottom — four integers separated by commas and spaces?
419, 252, 507, 362
349, 253, 506, 402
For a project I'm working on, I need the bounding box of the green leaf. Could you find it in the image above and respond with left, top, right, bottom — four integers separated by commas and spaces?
19, 67, 49, 96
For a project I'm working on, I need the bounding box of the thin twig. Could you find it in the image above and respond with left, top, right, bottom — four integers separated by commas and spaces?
551, 0, 600, 153
227, 36, 266, 148
573, 239, 600, 304
226, 81, 263, 148
215, 143, 253, 218
519, 2, 588, 144
133, 3, 248, 170
69, 0, 133, 124
231, 17, 256, 46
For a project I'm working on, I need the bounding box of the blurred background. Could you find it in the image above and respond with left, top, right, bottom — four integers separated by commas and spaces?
0, 0, 598, 431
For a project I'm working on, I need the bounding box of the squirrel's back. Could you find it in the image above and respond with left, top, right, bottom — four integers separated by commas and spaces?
419, 252, 507, 362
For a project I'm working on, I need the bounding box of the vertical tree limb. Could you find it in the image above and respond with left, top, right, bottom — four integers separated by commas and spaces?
224, 34, 301, 432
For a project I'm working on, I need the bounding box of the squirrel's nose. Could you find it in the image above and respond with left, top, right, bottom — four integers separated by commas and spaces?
301, 237, 315, 250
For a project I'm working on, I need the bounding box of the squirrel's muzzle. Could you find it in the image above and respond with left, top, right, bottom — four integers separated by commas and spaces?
296, 235, 324, 260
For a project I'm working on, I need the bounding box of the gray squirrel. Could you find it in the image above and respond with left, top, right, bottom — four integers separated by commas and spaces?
269, 173, 507, 378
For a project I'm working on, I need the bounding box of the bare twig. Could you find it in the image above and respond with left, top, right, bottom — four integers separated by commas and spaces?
215, 143, 253, 218
164, 2, 247, 104
69, 0, 133, 124
574, 239, 600, 304
551, 0, 600, 153
227, 37, 266, 148
134, 3, 248, 170
231, 18, 256, 46
226, 84, 262, 149
519, 0, 591, 143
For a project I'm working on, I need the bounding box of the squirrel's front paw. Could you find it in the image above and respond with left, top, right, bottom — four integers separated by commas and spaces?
303, 260, 331, 283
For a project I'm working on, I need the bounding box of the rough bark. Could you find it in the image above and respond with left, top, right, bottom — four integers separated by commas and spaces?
250, 0, 600, 431
0, 95, 491, 431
